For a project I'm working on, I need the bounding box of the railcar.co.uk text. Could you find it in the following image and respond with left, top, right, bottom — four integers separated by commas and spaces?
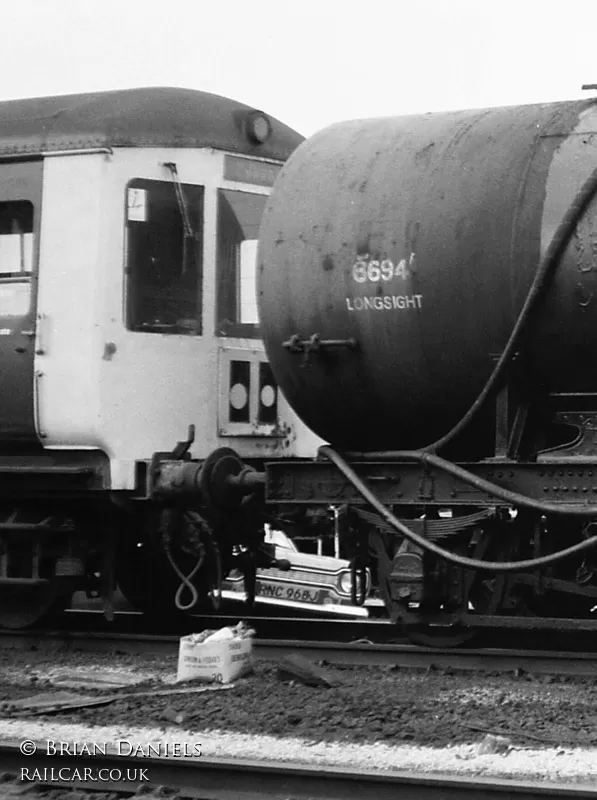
19, 739, 202, 782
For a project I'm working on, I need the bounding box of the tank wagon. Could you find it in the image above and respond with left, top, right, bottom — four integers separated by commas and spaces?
0, 86, 323, 629
255, 96, 597, 644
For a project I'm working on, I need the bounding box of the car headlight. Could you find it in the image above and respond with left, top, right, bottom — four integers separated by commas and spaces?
338, 570, 366, 596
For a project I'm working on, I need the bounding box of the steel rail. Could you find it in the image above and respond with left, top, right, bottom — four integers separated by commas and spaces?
3, 628, 597, 676
0, 742, 595, 799
59, 608, 395, 642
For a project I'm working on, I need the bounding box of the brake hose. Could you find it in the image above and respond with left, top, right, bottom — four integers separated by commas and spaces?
184, 510, 223, 611
319, 445, 597, 572
163, 536, 203, 612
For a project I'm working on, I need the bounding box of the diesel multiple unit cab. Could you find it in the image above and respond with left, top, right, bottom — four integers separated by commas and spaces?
0, 87, 322, 628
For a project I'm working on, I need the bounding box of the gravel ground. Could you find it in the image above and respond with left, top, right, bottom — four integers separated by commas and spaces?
2, 645, 597, 783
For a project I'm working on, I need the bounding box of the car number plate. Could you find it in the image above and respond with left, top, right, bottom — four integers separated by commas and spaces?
256, 580, 320, 604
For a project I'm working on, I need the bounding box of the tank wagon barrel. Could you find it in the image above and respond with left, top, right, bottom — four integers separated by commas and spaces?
256, 95, 597, 643
257, 98, 597, 453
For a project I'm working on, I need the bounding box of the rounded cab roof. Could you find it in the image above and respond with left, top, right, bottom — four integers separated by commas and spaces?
0, 86, 303, 159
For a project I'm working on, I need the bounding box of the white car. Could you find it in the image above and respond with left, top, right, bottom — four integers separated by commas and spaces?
221, 529, 378, 617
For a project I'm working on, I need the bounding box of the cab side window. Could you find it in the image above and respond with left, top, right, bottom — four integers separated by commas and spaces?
125, 179, 203, 334
0, 202, 33, 277
0, 201, 34, 316
216, 189, 266, 338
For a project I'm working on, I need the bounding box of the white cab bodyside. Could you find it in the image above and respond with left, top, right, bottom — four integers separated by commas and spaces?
34, 148, 322, 490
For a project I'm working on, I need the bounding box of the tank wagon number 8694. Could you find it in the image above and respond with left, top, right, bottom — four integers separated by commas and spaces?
352, 252, 415, 283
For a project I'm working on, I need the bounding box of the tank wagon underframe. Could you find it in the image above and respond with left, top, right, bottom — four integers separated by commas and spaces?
255, 364, 597, 641
264, 454, 597, 638
260, 371, 597, 639
266, 461, 597, 508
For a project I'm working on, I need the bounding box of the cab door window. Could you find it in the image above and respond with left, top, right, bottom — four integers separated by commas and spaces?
125, 179, 203, 334
216, 189, 266, 338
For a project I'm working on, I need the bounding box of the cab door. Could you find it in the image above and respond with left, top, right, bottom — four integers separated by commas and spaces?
0, 160, 42, 441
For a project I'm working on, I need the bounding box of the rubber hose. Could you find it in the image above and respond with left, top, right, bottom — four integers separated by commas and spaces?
419, 162, 597, 453
319, 445, 597, 573
160, 509, 204, 611
162, 537, 203, 612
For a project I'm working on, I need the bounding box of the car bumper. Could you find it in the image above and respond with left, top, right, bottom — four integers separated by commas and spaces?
220, 589, 370, 618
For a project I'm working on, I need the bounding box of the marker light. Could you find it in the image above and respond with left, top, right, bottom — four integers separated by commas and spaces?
245, 111, 272, 144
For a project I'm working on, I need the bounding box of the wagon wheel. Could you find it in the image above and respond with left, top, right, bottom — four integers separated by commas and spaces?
403, 516, 520, 648
116, 510, 213, 617
0, 581, 71, 630
404, 570, 501, 648
405, 626, 476, 648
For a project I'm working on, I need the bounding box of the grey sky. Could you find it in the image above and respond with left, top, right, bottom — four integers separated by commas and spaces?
3, 0, 596, 136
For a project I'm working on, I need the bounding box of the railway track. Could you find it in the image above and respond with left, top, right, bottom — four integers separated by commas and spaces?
0, 742, 594, 799
3, 625, 597, 676
60, 608, 399, 642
